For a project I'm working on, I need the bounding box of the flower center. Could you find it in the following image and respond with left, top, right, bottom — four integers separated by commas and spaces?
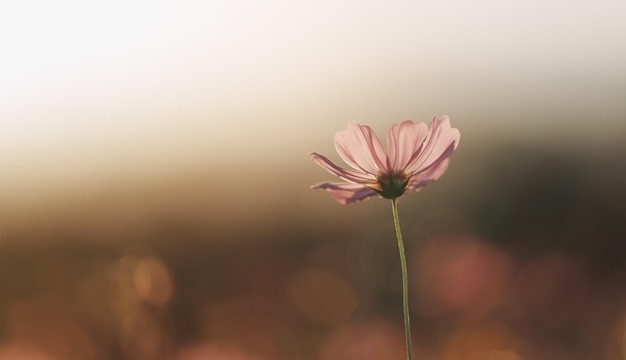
374, 172, 410, 199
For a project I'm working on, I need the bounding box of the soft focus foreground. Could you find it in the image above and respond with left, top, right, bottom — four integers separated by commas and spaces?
1, 140, 625, 360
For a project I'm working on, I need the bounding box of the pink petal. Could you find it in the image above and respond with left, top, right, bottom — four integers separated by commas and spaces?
386, 120, 429, 172
407, 156, 450, 192
334, 122, 388, 175
311, 182, 378, 204
404, 116, 460, 175
310, 152, 376, 183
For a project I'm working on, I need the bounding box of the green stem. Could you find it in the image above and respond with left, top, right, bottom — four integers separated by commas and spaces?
391, 199, 412, 360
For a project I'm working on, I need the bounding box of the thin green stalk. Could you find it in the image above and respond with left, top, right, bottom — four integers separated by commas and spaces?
391, 199, 412, 360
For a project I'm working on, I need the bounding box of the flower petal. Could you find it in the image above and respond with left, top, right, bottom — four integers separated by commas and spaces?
404, 116, 460, 175
310, 152, 375, 183
407, 156, 450, 193
311, 182, 378, 204
386, 120, 429, 172
334, 122, 388, 175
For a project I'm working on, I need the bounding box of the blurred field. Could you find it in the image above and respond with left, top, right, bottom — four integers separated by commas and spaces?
2, 138, 626, 360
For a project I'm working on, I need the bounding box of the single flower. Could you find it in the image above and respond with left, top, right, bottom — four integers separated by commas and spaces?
310, 116, 460, 204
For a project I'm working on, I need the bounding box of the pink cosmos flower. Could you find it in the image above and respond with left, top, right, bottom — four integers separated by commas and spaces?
310, 116, 460, 204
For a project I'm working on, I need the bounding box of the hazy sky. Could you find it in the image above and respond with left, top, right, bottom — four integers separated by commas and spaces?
1, 0, 625, 201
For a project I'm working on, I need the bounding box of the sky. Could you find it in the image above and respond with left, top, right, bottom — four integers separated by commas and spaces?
1, 0, 625, 206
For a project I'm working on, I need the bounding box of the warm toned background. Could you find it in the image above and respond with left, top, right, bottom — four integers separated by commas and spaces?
1, 1, 626, 359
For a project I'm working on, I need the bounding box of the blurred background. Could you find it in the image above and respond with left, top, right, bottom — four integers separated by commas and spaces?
1, 0, 626, 359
